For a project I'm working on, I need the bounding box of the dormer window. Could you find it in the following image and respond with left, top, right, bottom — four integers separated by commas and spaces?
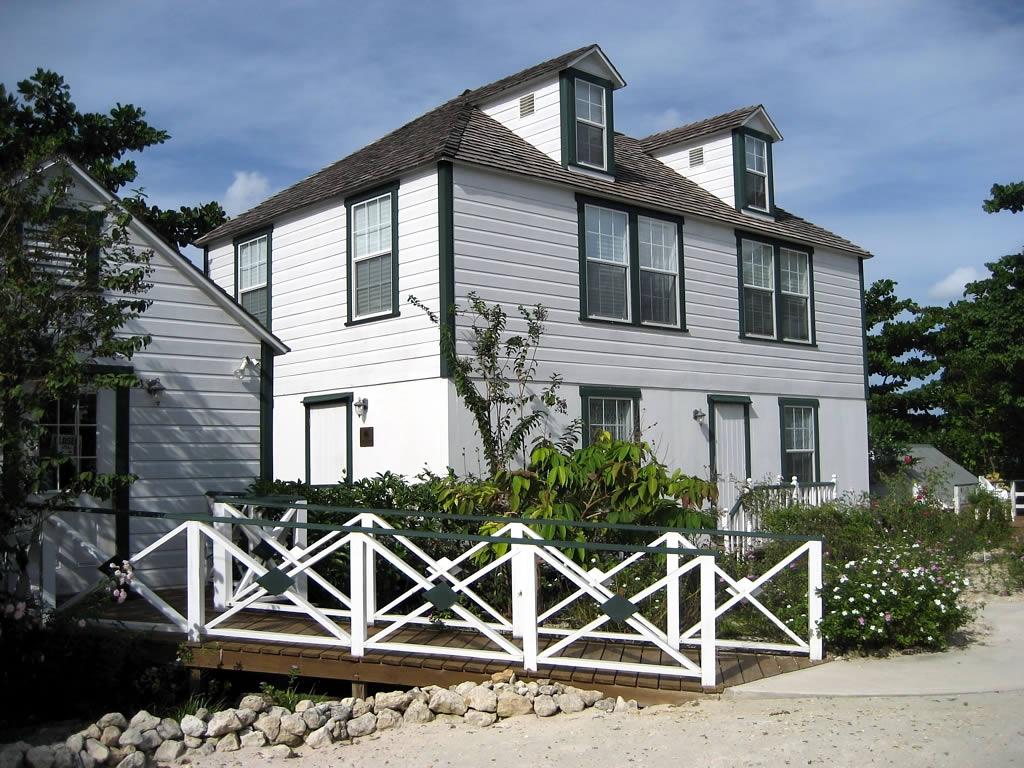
733, 129, 774, 214
561, 69, 615, 174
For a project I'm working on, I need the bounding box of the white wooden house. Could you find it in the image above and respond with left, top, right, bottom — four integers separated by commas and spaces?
197, 45, 871, 507
37, 159, 288, 593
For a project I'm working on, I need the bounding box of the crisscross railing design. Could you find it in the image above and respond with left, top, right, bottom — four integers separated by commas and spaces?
38, 497, 824, 689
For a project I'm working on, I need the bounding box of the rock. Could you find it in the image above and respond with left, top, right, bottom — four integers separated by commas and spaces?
156, 718, 182, 742
351, 698, 373, 718
345, 713, 377, 738
428, 689, 467, 716
153, 740, 185, 764
328, 702, 353, 723
613, 696, 639, 713
279, 713, 308, 738
556, 692, 586, 714
327, 718, 348, 741
117, 728, 143, 748
538, 684, 558, 696
301, 708, 326, 731
490, 669, 515, 684
49, 747, 76, 768
81, 725, 101, 741
97, 714, 128, 731
215, 732, 240, 752
114, 753, 145, 768
495, 691, 533, 718
206, 710, 243, 737
203, 738, 219, 750
193, 708, 209, 722
304, 725, 333, 749
266, 745, 293, 760
183, 742, 215, 761
234, 708, 257, 728
453, 681, 477, 697
375, 690, 414, 712
64, 735, 83, 755
238, 694, 269, 713
403, 700, 434, 724
464, 686, 497, 713
593, 697, 615, 712
99, 727, 121, 748
138, 729, 162, 752
374, 708, 402, 731
267, 706, 290, 719
580, 689, 604, 707
253, 714, 281, 744
240, 730, 267, 749
179, 714, 207, 739
183, 735, 202, 749
525, 682, 539, 697
77, 751, 95, 768
129, 711, 160, 733
84, 740, 108, 765
463, 710, 497, 728
532, 694, 558, 717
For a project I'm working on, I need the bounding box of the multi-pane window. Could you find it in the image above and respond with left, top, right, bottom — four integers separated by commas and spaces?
581, 201, 683, 328
740, 238, 813, 343
40, 394, 97, 491
575, 78, 607, 170
237, 234, 269, 327
744, 135, 768, 210
781, 402, 817, 481
350, 191, 394, 320
582, 387, 641, 444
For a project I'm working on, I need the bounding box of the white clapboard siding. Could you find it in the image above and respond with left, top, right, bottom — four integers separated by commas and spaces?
480, 75, 563, 164
652, 132, 736, 206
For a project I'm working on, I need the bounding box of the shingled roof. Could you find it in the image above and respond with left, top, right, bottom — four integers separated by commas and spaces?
639, 105, 767, 153
197, 47, 869, 258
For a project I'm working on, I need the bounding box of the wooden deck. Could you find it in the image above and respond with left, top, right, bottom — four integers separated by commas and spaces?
100, 589, 823, 705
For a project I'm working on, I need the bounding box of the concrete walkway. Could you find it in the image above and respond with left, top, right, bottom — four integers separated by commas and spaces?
729, 595, 1024, 698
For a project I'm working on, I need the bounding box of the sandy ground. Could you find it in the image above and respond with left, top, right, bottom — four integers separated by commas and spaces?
187, 691, 1024, 768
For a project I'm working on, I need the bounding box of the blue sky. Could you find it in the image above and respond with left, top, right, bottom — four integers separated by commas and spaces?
3, 0, 1022, 305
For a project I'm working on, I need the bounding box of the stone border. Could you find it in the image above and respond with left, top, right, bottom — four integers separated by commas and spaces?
0, 672, 641, 767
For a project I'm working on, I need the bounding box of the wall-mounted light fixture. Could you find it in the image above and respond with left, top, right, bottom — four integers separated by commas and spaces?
353, 397, 369, 420
144, 378, 167, 406
234, 356, 262, 380
692, 408, 706, 424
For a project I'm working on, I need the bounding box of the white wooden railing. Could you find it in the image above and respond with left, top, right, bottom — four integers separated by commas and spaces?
39, 499, 824, 689
724, 475, 837, 555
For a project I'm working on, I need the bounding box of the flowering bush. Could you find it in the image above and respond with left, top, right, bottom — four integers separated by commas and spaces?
819, 539, 972, 651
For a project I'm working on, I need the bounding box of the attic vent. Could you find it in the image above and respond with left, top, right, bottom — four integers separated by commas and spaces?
689, 146, 704, 167
519, 93, 535, 118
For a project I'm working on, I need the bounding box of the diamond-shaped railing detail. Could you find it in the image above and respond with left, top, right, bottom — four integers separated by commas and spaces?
424, 583, 459, 611
256, 567, 294, 596
251, 540, 276, 560
601, 593, 637, 623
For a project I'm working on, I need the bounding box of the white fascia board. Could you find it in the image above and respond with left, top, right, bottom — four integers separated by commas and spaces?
742, 107, 784, 143
566, 46, 627, 89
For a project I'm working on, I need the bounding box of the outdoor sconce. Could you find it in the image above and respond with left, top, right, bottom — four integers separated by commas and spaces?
353, 397, 369, 420
233, 356, 262, 380
692, 408, 706, 424
144, 378, 166, 406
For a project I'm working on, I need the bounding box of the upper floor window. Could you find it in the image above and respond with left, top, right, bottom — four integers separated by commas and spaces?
579, 198, 685, 330
347, 185, 399, 324
739, 236, 813, 343
561, 70, 615, 174
236, 232, 270, 328
733, 130, 774, 213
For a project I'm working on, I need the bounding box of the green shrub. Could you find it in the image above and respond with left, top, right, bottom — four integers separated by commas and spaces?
759, 500, 875, 564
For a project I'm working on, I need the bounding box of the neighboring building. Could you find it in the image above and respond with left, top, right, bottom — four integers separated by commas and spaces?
906, 444, 978, 511
38, 158, 288, 593
197, 45, 872, 508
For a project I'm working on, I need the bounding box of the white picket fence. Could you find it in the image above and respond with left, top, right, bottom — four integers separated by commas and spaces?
40, 499, 824, 689
724, 476, 837, 555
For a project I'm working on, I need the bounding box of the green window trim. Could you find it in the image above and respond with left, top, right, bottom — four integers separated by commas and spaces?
706, 394, 752, 484
580, 386, 641, 446
233, 228, 273, 331
260, 341, 275, 482
577, 195, 687, 331
858, 258, 869, 401
735, 231, 816, 345
346, 182, 400, 326
24, 207, 105, 287
732, 128, 776, 215
778, 397, 820, 483
437, 162, 455, 378
303, 392, 354, 485
560, 68, 616, 175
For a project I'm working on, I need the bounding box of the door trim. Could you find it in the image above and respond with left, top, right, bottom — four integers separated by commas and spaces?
707, 394, 752, 482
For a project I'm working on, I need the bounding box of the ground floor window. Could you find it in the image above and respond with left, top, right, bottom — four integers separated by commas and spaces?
780, 398, 818, 482
40, 393, 97, 490
580, 386, 641, 444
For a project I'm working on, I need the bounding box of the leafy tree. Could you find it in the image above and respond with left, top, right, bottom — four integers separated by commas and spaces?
0, 68, 226, 249
983, 181, 1024, 214
864, 279, 939, 472
0, 154, 153, 591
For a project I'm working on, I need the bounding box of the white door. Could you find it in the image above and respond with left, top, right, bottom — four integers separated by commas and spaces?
307, 402, 349, 484
713, 403, 749, 514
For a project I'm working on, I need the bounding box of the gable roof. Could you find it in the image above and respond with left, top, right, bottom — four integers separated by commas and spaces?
639, 105, 781, 153
54, 158, 289, 355
196, 47, 869, 259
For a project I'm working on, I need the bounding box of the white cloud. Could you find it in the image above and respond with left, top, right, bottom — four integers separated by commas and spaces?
223, 171, 270, 217
929, 267, 985, 301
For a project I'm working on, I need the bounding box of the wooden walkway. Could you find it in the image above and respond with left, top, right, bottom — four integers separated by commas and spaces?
102, 590, 823, 705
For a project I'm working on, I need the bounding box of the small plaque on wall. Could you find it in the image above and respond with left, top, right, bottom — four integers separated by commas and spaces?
359, 427, 374, 447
